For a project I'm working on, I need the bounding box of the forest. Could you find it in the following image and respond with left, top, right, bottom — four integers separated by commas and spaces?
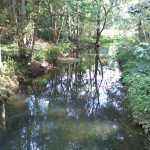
0, 0, 150, 149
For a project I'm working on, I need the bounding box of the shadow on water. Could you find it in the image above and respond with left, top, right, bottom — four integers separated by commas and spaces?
0, 47, 146, 150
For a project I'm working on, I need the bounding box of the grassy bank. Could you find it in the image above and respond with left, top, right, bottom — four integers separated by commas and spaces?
117, 40, 150, 146
0, 41, 75, 103
0, 61, 19, 104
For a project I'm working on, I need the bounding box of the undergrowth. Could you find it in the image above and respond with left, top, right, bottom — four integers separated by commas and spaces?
117, 40, 150, 147
0, 41, 75, 102
0, 59, 19, 103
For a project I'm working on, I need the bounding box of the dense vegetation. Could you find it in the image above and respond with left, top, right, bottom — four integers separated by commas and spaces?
116, 1, 150, 145
117, 40, 150, 145
0, 0, 150, 146
0, 0, 119, 100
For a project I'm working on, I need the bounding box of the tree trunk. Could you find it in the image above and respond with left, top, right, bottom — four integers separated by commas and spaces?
1, 104, 6, 130
20, 0, 26, 45
31, 0, 41, 55
95, 6, 108, 47
18, 0, 27, 57
76, 2, 80, 57
0, 43, 3, 67
56, 8, 65, 44
137, 19, 143, 42
66, 7, 72, 40
12, 0, 18, 25
53, 15, 57, 44
95, 7, 101, 46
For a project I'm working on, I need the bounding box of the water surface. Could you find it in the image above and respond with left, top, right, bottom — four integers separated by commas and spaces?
0, 49, 146, 150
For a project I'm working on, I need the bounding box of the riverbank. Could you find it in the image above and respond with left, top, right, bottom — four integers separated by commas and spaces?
0, 41, 77, 103
0, 60, 50, 104
0, 68, 19, 104
117, 40, 150, 148
0, 45, 147, 149
0, 36, 112, 104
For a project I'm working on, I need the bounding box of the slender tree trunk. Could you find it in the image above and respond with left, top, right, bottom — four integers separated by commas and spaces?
95, 5, 108, 48
56, 8, 65, 43
21, 0, 26, 21
137, 19, 143, 42
53, 15, 57, 43
66, 7, 71, 40
95, 7, 101, 46
1, 104, 6, 130
0, 43, 3, 67
72, 16, 76, 39
18, 0, 27, 57
12, 0, 18, 25
31, 0, 41, 56
20, 0, 26, 45
76, 2, 80, 57
142, 23, 149, 42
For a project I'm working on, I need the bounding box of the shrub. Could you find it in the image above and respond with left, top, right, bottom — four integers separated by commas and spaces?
101, 35, 113, 43
117, 43, 135, 66
47, 43, 72, 62
32, 50, 47, 62
117, 41, 150, 136
134, 42, 150, 60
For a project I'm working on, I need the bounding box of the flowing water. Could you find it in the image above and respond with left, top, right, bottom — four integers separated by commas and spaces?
0, 47, 146, 150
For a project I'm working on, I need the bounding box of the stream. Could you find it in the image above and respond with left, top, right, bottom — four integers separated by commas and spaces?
0, 46, 146, 150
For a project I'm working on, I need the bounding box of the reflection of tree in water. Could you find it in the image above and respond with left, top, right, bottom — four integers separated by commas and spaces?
0, 52, 145, 150
0, 104, 6, 130
89, 52, 103, 113
42, 54, 104, 117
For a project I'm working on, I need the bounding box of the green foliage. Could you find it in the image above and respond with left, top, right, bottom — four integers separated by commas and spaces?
0, 86, 8, 103
1, 43, 19, 60
0, 65, 18, 103
128, 1, 150, 42
117, 42, 135, 66
128, 0, 150, 22
38, 28, 53, 41
19, 47, 32, 57
124, 73, 150, 133
133, 62, 150, 75
80, 37, 94, 45
47, 43, 72, 62
32, 49, 47, 61
101, 35, 113, 43
134, 42, 150, 60
118, 41, 150, 135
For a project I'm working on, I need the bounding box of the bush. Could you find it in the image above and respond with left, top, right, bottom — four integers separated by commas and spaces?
32, 50, 47, 62
117, 41, 150, 135
134, 42, 150, 60
1, 43, 19, 60
101, 35, 113, 43
47, 43, 72, 62
117, 42, 136, 66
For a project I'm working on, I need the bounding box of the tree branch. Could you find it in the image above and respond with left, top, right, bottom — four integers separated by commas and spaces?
99, 6, 108, 35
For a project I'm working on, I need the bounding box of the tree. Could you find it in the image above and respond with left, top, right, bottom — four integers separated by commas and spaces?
31, 0, 41, 56
128, 0, 150, 42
